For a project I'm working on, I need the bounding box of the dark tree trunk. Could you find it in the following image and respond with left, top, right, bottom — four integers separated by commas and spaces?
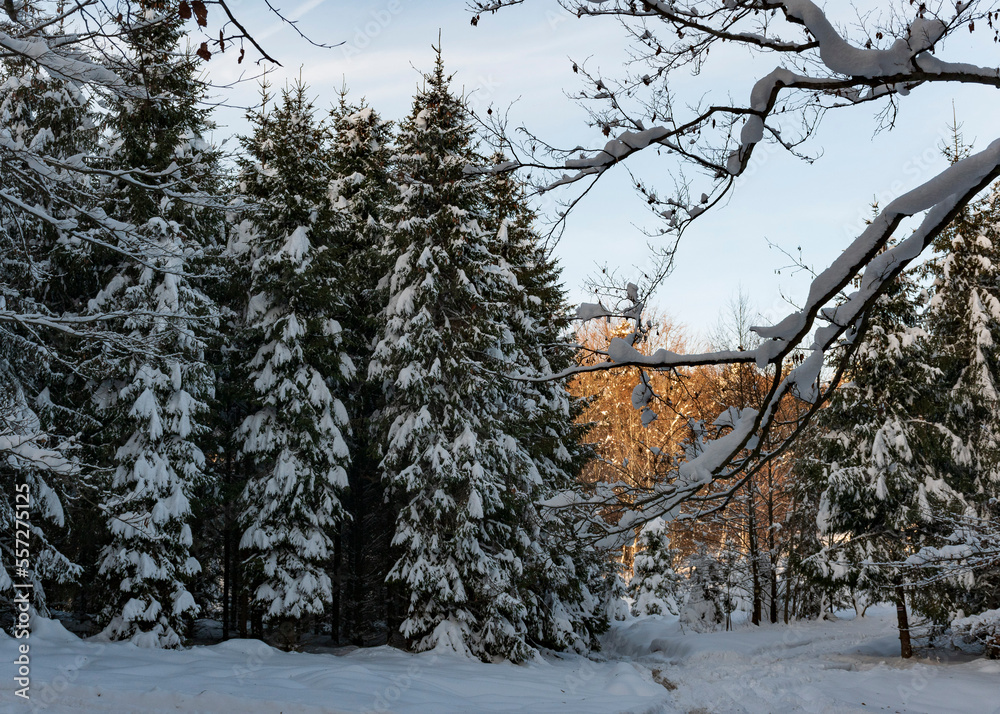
331, 530, 343, 644
238, 584, 249, 639
222, 528, 230, 640
769, 565, 778, 624
894, 585, 912, 659
350, 477, 365, 645
748, 483, 762, 626
251, 608, 263, 640
767, 468, 778, 625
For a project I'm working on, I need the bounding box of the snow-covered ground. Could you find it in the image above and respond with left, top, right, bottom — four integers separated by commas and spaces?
3, 606, 998, 713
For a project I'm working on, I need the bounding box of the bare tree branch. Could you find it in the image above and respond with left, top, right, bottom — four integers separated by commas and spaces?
472, 0, 1000, 538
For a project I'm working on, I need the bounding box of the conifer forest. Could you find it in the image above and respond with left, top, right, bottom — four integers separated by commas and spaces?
1, 2, 1000, 712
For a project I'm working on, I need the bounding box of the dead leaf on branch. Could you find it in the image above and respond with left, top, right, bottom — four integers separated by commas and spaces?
192, 0, 208, 27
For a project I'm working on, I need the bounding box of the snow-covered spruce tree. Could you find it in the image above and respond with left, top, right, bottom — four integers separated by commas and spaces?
916, 159, 1000, 631
370, 50, 542, 662
0, 378, 80, 609
926, 137, 1000, 502
93, 7, 219, 648
202, 204, 256, 641
481, 156, 610, 651
236, 80, 352, 648
629, 518, 681, 617
810, 265, 966, 657
327, 91, 396, 643
679, 545, 730, 632
0, 53, 104, 608
782, 444, 842, 621
92, 222, 214, 648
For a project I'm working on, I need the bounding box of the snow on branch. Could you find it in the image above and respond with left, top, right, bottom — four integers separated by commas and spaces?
824, 510, 1000, 592
0, 27, 126, 92
481, 1, 1000, 229
0, 431, 75, 476
902, 512, 1000, 580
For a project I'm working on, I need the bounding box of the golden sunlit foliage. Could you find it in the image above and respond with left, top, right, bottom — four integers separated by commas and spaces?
570, 299, 808, 624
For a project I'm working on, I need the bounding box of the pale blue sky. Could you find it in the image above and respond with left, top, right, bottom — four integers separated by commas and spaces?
207, 1, 1000, 341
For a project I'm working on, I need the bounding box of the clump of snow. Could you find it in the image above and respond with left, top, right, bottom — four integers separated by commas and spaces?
575, 302, 612, 322
953, 608, 1000, 656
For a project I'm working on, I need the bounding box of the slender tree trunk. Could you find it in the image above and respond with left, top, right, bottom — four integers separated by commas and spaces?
350, 461, 365, 645
331, 531, 342, 644
769, 562, 778, 624
238, 583, 249, 639
382, 481, 401, 647
251, 608, 263, 640
894, 585, 912, 659
748, 484, 761, 626
222, 528, 230, 640
767, 468, 778, 624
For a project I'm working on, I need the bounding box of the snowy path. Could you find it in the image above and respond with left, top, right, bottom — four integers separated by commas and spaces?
2, 607, 998, 713
607, 606, 1000, 713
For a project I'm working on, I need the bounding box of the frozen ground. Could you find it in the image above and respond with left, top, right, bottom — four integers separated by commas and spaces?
2, 606, 998, 713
